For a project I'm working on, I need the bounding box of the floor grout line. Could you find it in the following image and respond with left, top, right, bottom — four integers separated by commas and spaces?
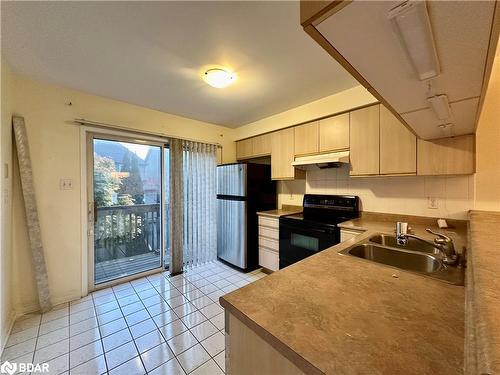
5, 262, 264, 375
127, 275, 161, 373
86, 290, 106, 375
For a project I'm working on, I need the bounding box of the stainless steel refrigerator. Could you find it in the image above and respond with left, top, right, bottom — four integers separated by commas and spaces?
216, 163, 276, 271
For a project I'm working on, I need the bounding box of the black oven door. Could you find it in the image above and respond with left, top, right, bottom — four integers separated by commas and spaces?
279, 218, 339, 269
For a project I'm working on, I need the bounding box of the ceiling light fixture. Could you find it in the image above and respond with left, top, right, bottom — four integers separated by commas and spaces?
388, 0, 441, 81
203, 68, 235, 89
428, 94, 451, 120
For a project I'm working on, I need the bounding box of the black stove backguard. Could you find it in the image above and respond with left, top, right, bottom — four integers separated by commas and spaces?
301, 194, 360, 222
279, 194, 360, 269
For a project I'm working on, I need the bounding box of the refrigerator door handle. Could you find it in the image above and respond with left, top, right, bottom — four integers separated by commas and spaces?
216, 194, 247, 201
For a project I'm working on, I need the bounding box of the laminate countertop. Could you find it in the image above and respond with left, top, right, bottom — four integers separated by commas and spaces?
257, 205, 302, 218
466, 210, 500, 374
220, 212, 466, 375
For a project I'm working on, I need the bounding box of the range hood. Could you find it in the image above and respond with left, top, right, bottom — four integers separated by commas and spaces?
292, 151, 350, 169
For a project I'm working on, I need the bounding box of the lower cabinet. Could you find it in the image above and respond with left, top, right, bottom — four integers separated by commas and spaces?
225, 311, 305, 375
258, 216, 279, 271
258, 248, 279, 271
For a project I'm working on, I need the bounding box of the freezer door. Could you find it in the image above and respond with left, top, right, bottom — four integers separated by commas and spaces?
217, 198, 247, 268
216, 164, 247, 197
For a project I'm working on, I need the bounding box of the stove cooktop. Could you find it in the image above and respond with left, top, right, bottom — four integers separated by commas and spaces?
280, 194, 360, 227
280, 212, 354, 226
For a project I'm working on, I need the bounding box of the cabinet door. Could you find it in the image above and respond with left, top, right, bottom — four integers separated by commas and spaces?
253, 133, 272, 156
294, 121, 319, 156
319, 113, 349, 152
350, 105, 380, 176
417, 134, 475, 175
236, 138, 253, 160
271, 128, 305, 180
379, 106, 416, 175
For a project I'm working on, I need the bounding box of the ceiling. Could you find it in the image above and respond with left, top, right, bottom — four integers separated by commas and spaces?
317, 1, 496, 139
1, 1, 359, 128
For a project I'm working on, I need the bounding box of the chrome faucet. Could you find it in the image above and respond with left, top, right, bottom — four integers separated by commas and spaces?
396, 222, 457, 265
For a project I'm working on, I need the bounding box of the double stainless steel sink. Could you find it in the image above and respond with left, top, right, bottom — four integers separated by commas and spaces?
339, 234, 464, 285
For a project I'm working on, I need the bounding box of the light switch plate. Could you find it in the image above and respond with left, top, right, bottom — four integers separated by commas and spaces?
60, 179, 73, 190
428, 197, 438, 209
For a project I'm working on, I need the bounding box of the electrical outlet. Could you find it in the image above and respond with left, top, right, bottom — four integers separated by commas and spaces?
60, 179, 73, 190
428, 197, 438, 209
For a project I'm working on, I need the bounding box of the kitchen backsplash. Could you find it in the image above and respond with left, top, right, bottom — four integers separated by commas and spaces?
278, 164, 474, 220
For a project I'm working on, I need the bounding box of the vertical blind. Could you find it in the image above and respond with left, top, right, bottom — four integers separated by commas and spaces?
169, 139, 217, 274
182, 140, 217, 268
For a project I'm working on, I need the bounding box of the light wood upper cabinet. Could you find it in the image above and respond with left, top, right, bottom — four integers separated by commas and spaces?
379, 106, 416, 175
417, 134, 475, 175
272, 128, 305, 180
294, 121, 319, 156
319, 113, 349, 152
350, 105, 380, 176
253, 133, 272, 157
236, 134, 271, 160
236, 138, 253, 160
236, 103, 473, 178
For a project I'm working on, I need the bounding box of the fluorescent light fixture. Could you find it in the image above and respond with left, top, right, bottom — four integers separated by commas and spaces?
388, 1, 440, 80
438, 123, 453, 130
438, 123, 454, 136
203, 68, 235, 89
428, 94, 451, 120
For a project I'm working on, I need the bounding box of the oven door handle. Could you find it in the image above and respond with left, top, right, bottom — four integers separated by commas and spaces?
280, 224, 334, 234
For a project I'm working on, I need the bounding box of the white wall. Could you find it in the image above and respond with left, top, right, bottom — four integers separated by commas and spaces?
0, 59, 15, 351
278, 165, 474, 220
235, 85, 377, 139
9, 72, 237, 315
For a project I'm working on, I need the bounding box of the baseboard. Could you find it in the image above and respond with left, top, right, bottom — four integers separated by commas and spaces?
15, 290, 84, 317
15, 301, 40, 316
52, 290, 84, 306
2, 292, 85, 357
1, 309, 17, 356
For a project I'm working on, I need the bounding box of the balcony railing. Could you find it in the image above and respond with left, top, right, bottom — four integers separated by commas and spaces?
94, 203, 162, 262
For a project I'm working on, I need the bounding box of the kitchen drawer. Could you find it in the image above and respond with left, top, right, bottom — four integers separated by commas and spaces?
259, 248, 279, 271
259, 226, 279, 240
258, 216, 279, 229
259, 236, 279, 251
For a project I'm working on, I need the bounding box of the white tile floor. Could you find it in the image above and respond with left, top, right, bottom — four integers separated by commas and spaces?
2, 261, 267, 375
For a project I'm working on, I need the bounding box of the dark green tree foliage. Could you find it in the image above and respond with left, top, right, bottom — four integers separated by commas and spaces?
93, 154, 121, 207
119, 153, 144, 204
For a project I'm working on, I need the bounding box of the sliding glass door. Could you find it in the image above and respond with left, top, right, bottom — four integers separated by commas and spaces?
89, 134, 168, 286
